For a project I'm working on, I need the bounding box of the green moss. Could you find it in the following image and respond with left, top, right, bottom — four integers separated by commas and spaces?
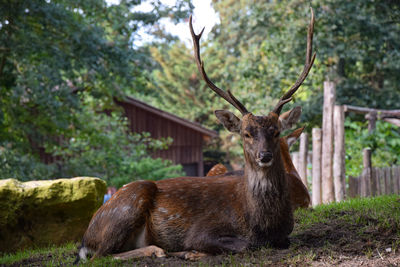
0, 177, 106, 253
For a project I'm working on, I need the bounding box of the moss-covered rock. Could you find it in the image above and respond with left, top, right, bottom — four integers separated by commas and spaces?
0, 177, 106, 253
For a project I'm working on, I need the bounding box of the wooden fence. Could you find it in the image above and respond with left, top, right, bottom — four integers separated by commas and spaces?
291, 81, 400, 206
348, 148, 400, 197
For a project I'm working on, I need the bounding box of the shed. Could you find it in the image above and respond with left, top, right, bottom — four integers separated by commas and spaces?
116, 97, 218, 176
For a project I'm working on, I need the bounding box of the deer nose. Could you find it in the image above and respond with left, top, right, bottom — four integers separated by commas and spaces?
258, 151, 273, 163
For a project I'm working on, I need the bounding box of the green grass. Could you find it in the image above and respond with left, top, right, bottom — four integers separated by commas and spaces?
0, 243, 76, 266
295, 194, 400, 229
1, 195, 399, 266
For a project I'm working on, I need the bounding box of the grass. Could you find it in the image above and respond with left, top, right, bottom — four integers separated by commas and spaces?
0, 243, 77, 266
295, 195, 400, 228
1, 195, 400, 266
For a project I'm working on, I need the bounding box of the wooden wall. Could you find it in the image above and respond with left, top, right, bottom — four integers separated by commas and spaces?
119, 102, 204, 176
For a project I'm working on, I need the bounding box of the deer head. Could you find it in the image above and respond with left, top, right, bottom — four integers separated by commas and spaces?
189, 8, 315, 171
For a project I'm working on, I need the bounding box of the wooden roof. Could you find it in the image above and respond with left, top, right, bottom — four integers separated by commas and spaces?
118, 96, 218, 138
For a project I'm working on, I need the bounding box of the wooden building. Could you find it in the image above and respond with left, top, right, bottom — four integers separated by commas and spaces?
116, 97, 217, 176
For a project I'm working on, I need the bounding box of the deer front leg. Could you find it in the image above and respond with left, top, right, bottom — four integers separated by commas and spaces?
168, 251, 209, 260
185, 229, 249, 255
169, 235, 247, 261
112, 245, 166, 260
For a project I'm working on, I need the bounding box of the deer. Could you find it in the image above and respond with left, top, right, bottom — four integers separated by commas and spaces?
206, 121, 311, 210
74, 8, 315, 263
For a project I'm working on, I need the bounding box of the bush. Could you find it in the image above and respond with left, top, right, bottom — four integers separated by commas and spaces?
345, 118, 400, 177
0, 107, 184, 187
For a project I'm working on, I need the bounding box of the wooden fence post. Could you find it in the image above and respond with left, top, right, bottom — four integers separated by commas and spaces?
371, 167, 377, 196
396, 166, 400, 194
348, 176, 359, 198
365, 110, 377, 133
388, 167, 394, 194
333, 105, 346, 201
394, 166, 400, 195
384, 167, 390, 195
322, 81, 335, 203
312, 128, 322, 206
376, 167, 383, 195
299, 133, 309, 188
361, 148, 372, 197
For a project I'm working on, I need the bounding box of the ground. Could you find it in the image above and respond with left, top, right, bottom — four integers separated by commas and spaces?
1, 195, 399, 266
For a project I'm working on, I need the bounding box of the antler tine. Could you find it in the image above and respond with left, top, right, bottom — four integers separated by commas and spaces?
273, 7, 316, 115
189, 15, 249, 115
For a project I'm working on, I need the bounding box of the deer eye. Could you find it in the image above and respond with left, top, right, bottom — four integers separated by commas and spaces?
244, 132, 251, 138
267, 128, 275, 137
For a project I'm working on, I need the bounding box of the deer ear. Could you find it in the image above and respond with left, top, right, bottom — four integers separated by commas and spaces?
215, 110, 241, 133
285, 126, 305, 147
279, 106, 302, 131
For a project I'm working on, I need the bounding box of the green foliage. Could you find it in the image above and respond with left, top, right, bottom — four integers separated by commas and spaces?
49, 97, 184, 187
147, 0, 400, 127
0, 0, 191, 184
344, 118, 400, 177
0, 144, 58, 180
147, 0, 400, 165
0, 99, 184, 186
208, 0, 400, 125
144, 41, 224, 129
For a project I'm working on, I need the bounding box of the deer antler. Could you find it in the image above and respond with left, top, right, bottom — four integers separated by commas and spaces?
272, 8, 316, 115
189, 16, 249, 115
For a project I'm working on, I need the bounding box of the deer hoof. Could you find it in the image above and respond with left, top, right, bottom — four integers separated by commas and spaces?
169, 250, 208, 260
183, 251, 208, 261
149, 246, 166, 258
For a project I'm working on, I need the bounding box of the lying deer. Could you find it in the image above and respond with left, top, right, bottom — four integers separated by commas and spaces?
75, 8, 315, 263
206, 121, 311, 210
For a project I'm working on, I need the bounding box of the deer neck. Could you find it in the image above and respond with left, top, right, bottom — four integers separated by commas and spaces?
243, 150, 291, 239
244, 151, 287, 199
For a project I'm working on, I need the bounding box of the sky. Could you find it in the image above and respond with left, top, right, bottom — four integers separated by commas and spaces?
158, 0, 219, 41
106, 0, 219, 46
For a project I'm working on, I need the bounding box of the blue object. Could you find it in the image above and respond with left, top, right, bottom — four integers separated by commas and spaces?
103, 194, 111, 204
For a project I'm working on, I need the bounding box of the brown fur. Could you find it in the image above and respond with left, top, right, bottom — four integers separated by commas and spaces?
280, 127, 311, 209
206, 163, 228, 177
77, 111, 294, 261
207, 127, 311, 210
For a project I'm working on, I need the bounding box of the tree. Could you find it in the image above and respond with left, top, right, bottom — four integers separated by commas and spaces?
143, 41, 225, 128
210, 0, 400, 124
148, 0, 400, 167
0, 0, 191, 183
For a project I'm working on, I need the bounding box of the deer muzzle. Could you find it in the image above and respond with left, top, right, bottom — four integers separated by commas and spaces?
257, 151, 273, 167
